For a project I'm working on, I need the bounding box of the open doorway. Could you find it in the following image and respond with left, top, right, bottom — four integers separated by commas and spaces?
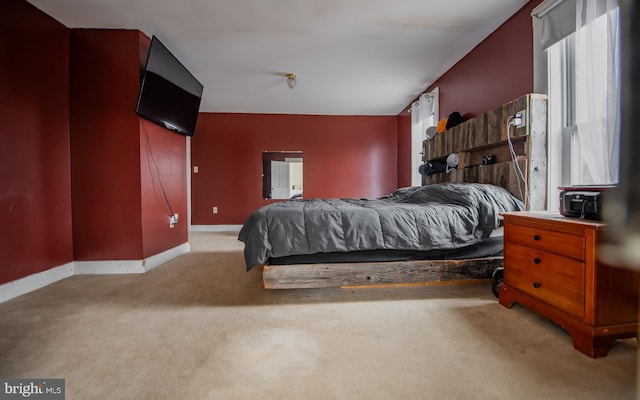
262, 151, 303, 199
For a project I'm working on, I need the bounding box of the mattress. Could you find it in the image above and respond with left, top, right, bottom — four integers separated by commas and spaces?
268, 234, 504, 265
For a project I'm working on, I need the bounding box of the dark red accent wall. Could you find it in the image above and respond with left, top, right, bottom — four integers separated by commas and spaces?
427, 0, 542, 119
0, 1, 73, 285
70, 29, 187, 261
140, 119, 188, 258
69, 30, 143, 260
191, 114, 398, 225
137, 36, 188, 259
397, 0, 542, 185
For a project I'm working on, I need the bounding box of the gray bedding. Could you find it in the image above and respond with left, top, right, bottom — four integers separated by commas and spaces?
238, 182, 525, 270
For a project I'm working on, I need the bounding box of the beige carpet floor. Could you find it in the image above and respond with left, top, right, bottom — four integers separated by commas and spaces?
0, 231, 637, 400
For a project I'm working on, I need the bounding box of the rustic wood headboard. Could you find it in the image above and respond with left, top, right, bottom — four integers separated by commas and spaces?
422, 93, 547, 210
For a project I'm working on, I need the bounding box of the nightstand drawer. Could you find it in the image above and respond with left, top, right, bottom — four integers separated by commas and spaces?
505, 243, 585, 318
506, 224, 585, 261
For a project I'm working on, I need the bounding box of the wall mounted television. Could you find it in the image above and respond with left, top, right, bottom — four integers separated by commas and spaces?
136, 36, 204, 137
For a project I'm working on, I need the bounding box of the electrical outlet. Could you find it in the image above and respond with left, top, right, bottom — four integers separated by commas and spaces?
212, 207, 218, 214
515, 110, 526, 128
169, 213, 178, 228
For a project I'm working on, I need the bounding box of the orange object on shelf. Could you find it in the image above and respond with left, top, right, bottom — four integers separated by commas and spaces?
436, 118, 448, 133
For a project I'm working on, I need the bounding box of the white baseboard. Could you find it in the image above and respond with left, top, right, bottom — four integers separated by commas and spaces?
74, 259, 147, 275
0, 262, 74, 304
74, 242, 191, 275
190, 224, 242, 232
0, 242, 191, 303
142, 241, 191, 272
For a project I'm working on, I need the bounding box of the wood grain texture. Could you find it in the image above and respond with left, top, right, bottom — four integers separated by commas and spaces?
342, 279, 491, 289
467, 138, 525, 166
487, 106, 503, 144
505, 242, 585, 318
421, 93, 546, 204
526, 94, 548, 210
474, 113, 488, 148
500, 212, 639, 358
263, 257, 503, 289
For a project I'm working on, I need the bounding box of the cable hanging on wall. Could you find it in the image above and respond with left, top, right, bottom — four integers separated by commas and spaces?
506, 114, 529, 208
141, 119, 176, 220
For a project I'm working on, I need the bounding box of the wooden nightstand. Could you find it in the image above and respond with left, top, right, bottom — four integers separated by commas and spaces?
499, 211, 640, 358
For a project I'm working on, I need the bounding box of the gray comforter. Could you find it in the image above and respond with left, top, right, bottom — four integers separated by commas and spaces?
238, 182, 524, 270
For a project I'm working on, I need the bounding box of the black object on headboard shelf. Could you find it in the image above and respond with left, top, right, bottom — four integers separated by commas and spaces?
421, 93, 547, 209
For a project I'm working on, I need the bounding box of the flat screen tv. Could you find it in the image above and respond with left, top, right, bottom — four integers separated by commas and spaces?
136, 36, 204, 137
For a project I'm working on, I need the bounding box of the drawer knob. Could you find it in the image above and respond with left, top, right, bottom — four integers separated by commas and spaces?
533, 235, 541, 241
533, 282, 541, 289
534, 258, 541, 264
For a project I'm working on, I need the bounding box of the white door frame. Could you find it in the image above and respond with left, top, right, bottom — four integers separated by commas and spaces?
411, 87, 439, 186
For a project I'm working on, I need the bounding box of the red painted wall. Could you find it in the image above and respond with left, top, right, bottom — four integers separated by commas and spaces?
140, 119, 188, 258
397, 0, 542, 185
70, 29, 144, 260
138, 32, 188, 258
428, 0, 542, 119
0, 1, 74, 285
191, 114, 398, 225
70, 29, 188, 261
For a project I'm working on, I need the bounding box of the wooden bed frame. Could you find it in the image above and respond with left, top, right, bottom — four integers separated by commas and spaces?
263, 257, 503, 289
263, 94, 548, 289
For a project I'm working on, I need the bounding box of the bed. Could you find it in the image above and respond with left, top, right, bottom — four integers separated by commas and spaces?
239, 182, 524, 287
238, 93, 547, 289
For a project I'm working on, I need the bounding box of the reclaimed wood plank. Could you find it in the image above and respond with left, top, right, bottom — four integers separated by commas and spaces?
512, 94, 529, 138
263, 257, 503, 289
527, 94, 548, 210
343, 279, 491, 289
477, 160, 527, 201
467, 138, 526, 166
442, 131, 450, 157
499, 100, 515, 141
475, 113, 488, 148
478, 162, 508, 191
451, 124, 463, 154
464, 165, 479, 183
449, 168, 464, 183
457, 151, 471, 169
463, 119, 477, 150
487, 106, 503, 144
433, 133, 445, 159
423, 138, 432, 161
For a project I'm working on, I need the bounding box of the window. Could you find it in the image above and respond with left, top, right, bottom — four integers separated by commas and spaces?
536, 0, 620, 210
410, 88, 439, 186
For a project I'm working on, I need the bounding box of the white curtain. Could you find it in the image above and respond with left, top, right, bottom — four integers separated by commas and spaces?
411, 92, 436, 186
573, 0, 620, 184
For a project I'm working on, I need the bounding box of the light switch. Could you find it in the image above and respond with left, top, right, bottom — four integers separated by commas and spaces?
193, 165, 199, 173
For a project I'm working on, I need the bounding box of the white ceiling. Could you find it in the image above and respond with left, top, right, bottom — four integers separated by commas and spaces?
27, 0, 529, 115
